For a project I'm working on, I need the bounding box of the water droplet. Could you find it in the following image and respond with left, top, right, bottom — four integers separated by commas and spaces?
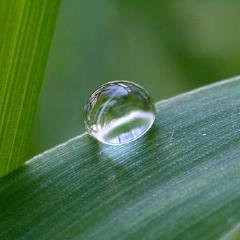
84, 80, 156, 145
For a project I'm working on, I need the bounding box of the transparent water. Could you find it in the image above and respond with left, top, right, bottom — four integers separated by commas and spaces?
84, 81, 156, 145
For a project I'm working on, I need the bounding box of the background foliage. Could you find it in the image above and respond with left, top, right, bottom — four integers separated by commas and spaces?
0, 0, 60, 176
31, 0, 240, 156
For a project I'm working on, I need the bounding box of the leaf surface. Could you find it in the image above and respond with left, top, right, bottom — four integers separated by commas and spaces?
1, 77, 240, 239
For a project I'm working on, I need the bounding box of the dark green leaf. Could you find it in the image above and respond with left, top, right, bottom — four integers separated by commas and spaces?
1, 77, 240, 239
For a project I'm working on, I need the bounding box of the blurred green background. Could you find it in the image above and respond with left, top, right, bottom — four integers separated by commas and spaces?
30, 0, 240, 156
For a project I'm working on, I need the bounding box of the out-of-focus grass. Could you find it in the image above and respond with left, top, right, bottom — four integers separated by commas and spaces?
30, 0, 240, 156
0, 0, 60, 176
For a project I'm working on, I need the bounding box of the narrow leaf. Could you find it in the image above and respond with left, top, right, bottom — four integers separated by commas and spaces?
1, 77, 240, 239
0, 0, 60, 176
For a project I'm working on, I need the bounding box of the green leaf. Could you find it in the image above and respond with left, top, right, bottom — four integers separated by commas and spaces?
0, 0, 60, 176
1, 77, 240, 239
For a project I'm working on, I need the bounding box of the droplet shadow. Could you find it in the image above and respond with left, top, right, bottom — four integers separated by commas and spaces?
97, 124, 159, 171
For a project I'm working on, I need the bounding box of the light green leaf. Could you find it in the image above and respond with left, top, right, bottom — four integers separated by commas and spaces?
1, 77, 240, 239
0, 0, 60, 176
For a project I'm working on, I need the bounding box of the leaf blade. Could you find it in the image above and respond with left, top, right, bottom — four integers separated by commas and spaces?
0, 0, 60, 176
1, 77, 240, 239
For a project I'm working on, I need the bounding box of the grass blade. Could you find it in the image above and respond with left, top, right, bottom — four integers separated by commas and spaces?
0, 0, 60, 176
1, 77, 240, 239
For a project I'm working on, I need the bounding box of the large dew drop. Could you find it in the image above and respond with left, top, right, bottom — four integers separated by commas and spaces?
84, 81, 156, 145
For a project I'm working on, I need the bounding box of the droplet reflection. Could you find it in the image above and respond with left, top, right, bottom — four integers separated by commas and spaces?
84, 81, 155, 145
